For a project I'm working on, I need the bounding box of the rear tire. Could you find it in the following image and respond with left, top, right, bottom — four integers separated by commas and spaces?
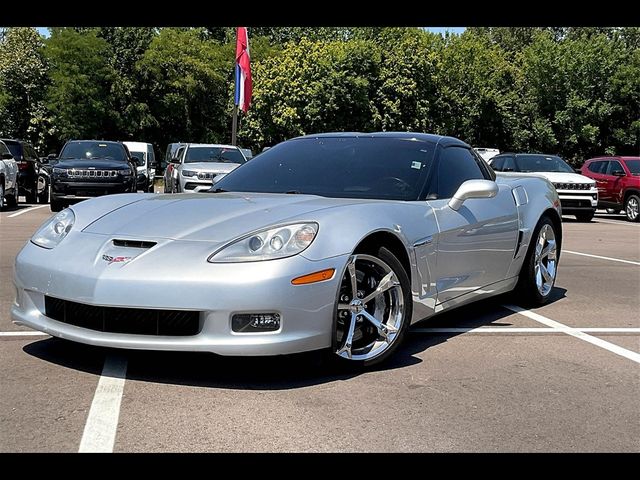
515, 216, 559, 307
0, 183, 5, 210
25, 189, 37, 204
575, 211, 594, 222
6, 187, 18, 207
625, 194, 639, 222
332, 247, 412, 368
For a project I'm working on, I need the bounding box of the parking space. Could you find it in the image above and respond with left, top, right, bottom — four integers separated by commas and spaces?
0, 206, 638, 452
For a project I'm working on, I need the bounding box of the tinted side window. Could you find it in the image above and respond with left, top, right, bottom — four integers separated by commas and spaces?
429, 147, 486, 199
0, 142, 10, 156
587, 161, 602, 173
490, 157, 505, 171
606, 160, 624, 175
503, 156, 516, 171
147, 146, 155, 163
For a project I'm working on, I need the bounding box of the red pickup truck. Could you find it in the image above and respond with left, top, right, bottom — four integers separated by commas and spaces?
580, 156, 640, 222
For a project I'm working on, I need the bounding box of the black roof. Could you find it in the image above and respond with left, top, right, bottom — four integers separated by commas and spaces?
292, 131, 468, 148
0, 138, 32, 146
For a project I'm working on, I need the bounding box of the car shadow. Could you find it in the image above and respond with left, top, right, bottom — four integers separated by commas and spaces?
22, 288, 567, 391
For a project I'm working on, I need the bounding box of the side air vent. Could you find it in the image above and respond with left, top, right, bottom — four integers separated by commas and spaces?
112, 239, 157, 249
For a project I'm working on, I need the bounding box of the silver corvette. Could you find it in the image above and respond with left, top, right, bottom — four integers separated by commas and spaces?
12, 133, 562, 365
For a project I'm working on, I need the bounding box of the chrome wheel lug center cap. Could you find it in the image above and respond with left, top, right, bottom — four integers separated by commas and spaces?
349, 299, 364, 314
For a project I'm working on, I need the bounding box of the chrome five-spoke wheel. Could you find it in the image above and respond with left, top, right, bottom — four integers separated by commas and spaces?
533, 223, 557, 297
335, 252, 408, 363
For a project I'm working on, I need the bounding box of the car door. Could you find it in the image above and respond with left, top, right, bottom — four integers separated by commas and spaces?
604, 159, 626, 205
586, 160, 609, 200
426, 145, 519, 305
0, 142, 18, 190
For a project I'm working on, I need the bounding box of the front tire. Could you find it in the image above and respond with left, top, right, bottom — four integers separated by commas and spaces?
333, 247, 412, 367
625, 194, 639, 222
6, 186, 18, 207
516, 216, 559, 306
575, 211, 594, 222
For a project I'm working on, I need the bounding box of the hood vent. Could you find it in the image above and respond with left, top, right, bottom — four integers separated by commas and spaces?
112, 239, 157, 249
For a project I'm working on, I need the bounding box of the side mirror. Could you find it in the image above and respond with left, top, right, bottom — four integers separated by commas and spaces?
612, 170, 625, 177
2, 153, 13, 160
40, 157, 49, 164
47, 153, 57, 159
131, 155, 144, 167
448, 179, 499, 211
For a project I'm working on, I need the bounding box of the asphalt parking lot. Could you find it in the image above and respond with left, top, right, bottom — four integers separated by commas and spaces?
1, 198, 638, 452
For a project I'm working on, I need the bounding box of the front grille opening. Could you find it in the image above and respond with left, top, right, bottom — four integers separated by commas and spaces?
44, 296, 201, 336
112, 239, 157, 249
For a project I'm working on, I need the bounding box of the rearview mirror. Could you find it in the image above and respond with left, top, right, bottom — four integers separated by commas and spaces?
448, 180, 499, 211
612, 170, 625, 177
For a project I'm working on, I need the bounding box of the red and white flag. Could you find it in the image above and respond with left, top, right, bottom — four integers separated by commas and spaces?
235, 27, 252, 113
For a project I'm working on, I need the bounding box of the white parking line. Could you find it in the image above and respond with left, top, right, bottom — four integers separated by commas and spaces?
79, 355, 128, 453
563, 250, 640, 266
595, 218, 639, 227
503, 304, 640, 364
0, 331, 49, 336
7, 205, 48, 218
411, 327, 640, 334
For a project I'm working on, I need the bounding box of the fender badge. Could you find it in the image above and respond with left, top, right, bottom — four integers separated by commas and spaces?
102, 255, 132, 265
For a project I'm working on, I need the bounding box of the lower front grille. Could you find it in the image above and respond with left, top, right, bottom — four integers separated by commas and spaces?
44, 296, 201, 336
561, 199, 593, 208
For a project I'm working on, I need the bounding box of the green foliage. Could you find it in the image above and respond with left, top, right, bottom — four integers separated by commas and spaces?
0, 26, 635, 164
44, 28, 116, 150
0, 27, 49, 149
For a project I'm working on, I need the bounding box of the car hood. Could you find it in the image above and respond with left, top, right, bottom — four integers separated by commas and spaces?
518, 171, 595, 184
81, 192, 364, 242
180, 162, 241, 174
54, 159, 131, 170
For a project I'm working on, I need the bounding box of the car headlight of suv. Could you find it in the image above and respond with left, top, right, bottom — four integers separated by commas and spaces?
31, 208, 75, 249
52, 167, 66, 175
181, 170, 197, 177
208, 223, 318, 263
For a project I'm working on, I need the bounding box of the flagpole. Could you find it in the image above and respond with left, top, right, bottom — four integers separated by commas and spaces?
231, 104, 238, 146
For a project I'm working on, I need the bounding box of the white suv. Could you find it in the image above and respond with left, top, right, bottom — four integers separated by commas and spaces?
488, 153, 598, 222
0, 140, 19, 209
123, 141, 156, 192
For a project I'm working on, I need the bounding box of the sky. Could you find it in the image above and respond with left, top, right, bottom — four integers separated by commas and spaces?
36, 27, 466, 38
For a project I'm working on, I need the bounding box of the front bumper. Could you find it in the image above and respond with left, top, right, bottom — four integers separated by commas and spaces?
179, 176, 214, 193
51, 179, 134, 200
557, 190, 598, 213
11, 234, 347, 355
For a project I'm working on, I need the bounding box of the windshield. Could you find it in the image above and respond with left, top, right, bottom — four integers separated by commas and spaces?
515, 154, 574, 173
60, 142, 127, 161
4, 143, 21, 158
185, 146, 246, 164
130, 151, 146, 165
213, 137, 436, 201
625, 160, 640, 175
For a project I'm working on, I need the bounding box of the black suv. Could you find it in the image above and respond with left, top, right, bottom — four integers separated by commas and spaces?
49, 140, 142, 212
0, 138, 48, 203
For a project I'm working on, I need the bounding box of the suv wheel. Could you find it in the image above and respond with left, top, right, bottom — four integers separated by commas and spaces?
625, 194, 640, 222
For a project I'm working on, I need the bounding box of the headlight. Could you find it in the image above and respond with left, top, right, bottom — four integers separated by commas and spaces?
181, 170, 197, 177
31, 209, 75, 249
120, 169, 132, 176
208, 223, 318, 263
52, 167, 66, 175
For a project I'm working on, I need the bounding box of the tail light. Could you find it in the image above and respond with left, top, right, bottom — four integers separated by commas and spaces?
18, 161, 29, 171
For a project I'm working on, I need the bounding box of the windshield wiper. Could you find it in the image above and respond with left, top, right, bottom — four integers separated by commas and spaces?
284, 190, 302, 194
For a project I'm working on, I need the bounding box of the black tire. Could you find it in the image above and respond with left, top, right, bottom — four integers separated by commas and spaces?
515, 215, 559, 307
6, 187, 18, 207
25, 189, 37, 204
624, 194, 640, 222
50, 198, 65, 212
332, 246, 412, 368
37, 185, 49, 204
575, 211, 594, 222
0, 183, 5, 210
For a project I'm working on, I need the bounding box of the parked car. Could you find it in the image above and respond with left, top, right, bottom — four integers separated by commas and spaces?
474, 147, 500, 162
49, 140, 142, 212
580, 156, 640, 222
122, 141, 156, 192
12, 132, 562, 367
488, 153, 598, 222
0, 140, 19, 209
164, 143, 247, 193
0, 138, 48, 203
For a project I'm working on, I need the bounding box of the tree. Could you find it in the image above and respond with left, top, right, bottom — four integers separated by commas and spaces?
0, 27, 49, 148
44, 28, 116, 149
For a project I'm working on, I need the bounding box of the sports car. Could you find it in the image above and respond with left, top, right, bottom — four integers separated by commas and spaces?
12, 133, 562, 366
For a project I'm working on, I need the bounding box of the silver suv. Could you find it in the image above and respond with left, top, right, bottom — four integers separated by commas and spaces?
164, 143, 247, 193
